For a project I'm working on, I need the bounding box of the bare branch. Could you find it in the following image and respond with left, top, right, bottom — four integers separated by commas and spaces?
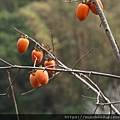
0, 58, 12, 66
7, 71, 19, 120
1, 62, 120, 80
0, 92, 8, 96
21, 88, 36, 96
93, 0, 120, 63
6, 69, 21, 94
0, 69, 20, 96
96, 92, 100, 104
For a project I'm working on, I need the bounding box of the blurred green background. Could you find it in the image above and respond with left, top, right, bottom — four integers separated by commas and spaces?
0, 0, 120, 114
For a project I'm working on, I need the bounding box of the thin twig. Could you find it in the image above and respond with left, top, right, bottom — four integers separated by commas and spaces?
6, 69, 20, 93
96, 91, 100, 104
81, 95, 96, 100
7, 71, 19, 120
0, 58, 12, 66
72, 48, 93, 69
0, 69, 20, 96
33, 55, 38, 67
94, 105, 99, 114
51, 30, 55, 54
110, 105, 112, 118
0, 92, 8, 96
21, 88, 36, 96
65, 0, 81, 3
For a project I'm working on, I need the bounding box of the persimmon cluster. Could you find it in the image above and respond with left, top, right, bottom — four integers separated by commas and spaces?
17, 36, 56, 88
76, 0, 103, 21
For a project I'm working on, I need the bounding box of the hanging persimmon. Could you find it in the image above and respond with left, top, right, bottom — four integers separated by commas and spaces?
89, 0, 103, 15
17, 37, 29, 53
76, 3, 89, 21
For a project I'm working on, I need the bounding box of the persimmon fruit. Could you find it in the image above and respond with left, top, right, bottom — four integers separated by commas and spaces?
35, 70, 49, 85
17, 38, 29, 53
31, 49, 43, 64
29, 73, 40, 88
76, 3, 89, 21
44, 60, 55, 75
89, 0, 103, 15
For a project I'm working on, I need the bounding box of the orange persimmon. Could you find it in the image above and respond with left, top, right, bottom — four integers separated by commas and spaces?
17, 38, 29, 53
31, 49, 43, 64
29, 73, 40, 88
76, 3, 89, 21
44, 60, 55, 75
89, 0, 103, 15
35, 70, 49, 85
